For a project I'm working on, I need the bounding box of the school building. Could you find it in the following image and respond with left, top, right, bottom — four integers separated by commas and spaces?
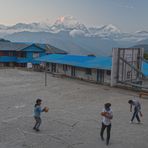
1, 43, 148, 88
36, 54, 112, 85
0, 41, 67, 69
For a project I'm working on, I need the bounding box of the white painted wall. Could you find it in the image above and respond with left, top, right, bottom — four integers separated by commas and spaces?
46, 62, 111, 85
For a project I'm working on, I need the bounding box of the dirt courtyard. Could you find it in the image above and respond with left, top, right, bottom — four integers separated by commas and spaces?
0, 69, 148, 148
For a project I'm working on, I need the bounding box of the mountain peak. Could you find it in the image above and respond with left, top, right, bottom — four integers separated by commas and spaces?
55, 16, 79, 26
135, 30, 148, 34
102, 24, 120, 33
51, 16, 88, 33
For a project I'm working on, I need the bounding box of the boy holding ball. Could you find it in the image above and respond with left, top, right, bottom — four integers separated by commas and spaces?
33, 98, 48, 131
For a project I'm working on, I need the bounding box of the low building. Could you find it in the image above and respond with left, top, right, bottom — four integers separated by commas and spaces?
36, 54, 112, 85
36, 52, 148, 86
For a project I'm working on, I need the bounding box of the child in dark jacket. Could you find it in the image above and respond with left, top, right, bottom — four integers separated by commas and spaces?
33, 98, 46, 131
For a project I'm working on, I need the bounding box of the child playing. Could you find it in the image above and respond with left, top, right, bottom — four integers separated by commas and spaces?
128, 96, 143, 124
100, 103, 113, 146
33, 98, 46, 131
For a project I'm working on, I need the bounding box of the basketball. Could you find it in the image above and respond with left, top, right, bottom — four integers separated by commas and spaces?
101, 112, 108, 116
44, 107, 49, 112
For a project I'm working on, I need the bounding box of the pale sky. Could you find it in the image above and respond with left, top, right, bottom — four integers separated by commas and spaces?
0, 0, 148, 32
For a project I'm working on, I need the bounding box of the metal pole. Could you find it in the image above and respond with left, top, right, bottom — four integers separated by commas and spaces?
45, 62, 47, 86
117, 48, 120, 82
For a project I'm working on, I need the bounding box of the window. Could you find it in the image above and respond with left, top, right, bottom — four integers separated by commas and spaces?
86, 68, 92, 75
51, 63, 56, 72
3, 51, 9, 56
33, 53, 39, 58
8, 51, 15, 56
106, 70, 111, 75
17, 52, 26, 58
63, 64, 68, 71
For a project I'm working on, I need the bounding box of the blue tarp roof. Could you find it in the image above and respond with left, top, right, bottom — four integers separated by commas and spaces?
36, 54, 112, 70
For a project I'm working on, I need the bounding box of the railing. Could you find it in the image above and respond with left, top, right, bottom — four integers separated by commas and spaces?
0, 56, 17, 62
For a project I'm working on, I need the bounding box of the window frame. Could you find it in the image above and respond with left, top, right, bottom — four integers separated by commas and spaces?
85, 68, 92, 75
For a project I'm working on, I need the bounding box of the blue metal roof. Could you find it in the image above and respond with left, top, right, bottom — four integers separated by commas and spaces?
142, 62, 148, 76
36, 54, 148, 76
36, 54, 112, 70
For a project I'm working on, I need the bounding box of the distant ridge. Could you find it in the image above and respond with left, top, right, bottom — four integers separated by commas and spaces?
0, 38, 10, 42
1, 16, 148, 55
131, 44, 148, 53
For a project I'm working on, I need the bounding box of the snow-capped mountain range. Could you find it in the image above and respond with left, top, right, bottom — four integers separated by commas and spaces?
1, 16, 148, 55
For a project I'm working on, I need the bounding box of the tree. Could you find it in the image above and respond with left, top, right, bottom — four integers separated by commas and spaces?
144, 53, 148, 60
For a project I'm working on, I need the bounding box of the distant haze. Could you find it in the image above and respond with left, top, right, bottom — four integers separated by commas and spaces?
0, 0, 148, 32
